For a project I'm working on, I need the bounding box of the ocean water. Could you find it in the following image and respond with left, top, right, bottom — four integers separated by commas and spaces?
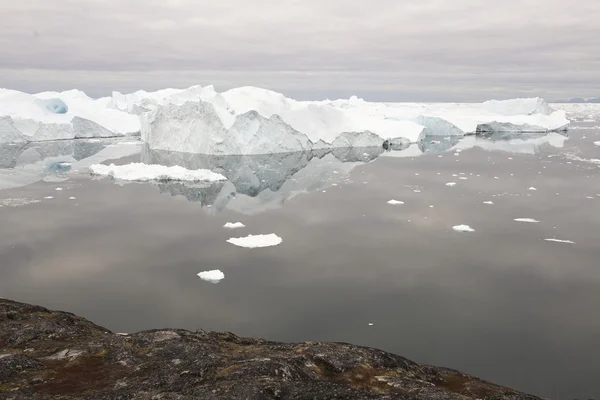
0, 105, 599, 399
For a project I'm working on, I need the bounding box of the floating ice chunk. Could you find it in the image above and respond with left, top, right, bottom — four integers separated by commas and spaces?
69, 197, 76, 200
227, 233, 282, 248
55, 187, 63, 191
459, 177, 468, 180
197, 269, 225, 284
0, 198, 41, 207
387, 199, 404, 205
594, 141, 600, 146
368, 323, 374, 326
89, 163, 226, 182
453, 225, 475, 232
224, 222, 246, 229
43, 196, 53, 199
483, 201, 494, 204
544, 238, 575, 244
514, 218, 540, 223
445, 182, 456, 186
528, 187, 537, 191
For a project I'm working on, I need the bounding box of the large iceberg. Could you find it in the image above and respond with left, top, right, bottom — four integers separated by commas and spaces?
0, 89, 140, 143
0, 85, 570, 155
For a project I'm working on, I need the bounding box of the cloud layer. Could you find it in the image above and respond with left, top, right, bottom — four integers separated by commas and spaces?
1, 0, 598, 100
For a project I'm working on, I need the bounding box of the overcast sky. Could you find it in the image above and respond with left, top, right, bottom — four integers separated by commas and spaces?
1, 0, 599, 101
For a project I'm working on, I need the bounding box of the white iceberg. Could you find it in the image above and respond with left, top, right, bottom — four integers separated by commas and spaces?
0, 89, 140, 143
226, 233, 282, 248
89, 162, 226, 182
197, 269, 224, 284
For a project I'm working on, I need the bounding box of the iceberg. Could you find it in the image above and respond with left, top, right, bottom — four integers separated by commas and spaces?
226, 233, 282, 248
197, 269, 224, 284
0, 89, 140, 143
1, 85, 571, 155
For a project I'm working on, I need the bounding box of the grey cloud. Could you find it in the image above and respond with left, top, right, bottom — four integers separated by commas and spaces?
0, 0, 599, 100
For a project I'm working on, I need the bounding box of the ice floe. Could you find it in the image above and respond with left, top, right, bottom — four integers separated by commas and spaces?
226, 233, 282, 248
544, 238, 575, 244
514, 218, 540, 223
197, 269, 225, 284
89, 163, 226, 182
387, 199, 404, 205
453, 225, 475, 232
223, 222, 245, 229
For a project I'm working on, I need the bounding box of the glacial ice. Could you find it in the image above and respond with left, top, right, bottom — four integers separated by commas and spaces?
0, 89, 140, 143
1, 85, 571, 156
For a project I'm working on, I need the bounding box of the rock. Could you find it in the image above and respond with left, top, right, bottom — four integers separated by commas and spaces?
0, 298, 541, 399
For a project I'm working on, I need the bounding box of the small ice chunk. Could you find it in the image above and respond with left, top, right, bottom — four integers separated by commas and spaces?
227, 234, 282, 248
197, 269, 225, 284
514, 218, 540, 223
387, 200, 404, 205
368, 323, 374, 326
223, 222, 245, 229
544, 238, 575, 244
594, 141, 600, 146
494, 177, 500, 179
44, 196, 54, 199
55, 187, 63, 191
69, 197, 76, 200
445, 182, 456, 186
459, 177, 468, 180
483, 201, 494, 205
528, 187, 537, 191
453, 225, 475, 232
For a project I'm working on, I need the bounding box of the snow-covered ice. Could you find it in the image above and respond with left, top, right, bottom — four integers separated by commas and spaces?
483, 201, 494, 205
514, 218, 540, 223
223, 222, 245, 229
453, 225, 475, 232
43, 196, 53, 199
197, 269, 225, 284
226, 233, 282, 248
528, 187, 538, 191
446, 182, 456, 186
89, 163, 226, 182
0, 89, 139, 143
594, 141, 600, 146
387, 199, 404, 205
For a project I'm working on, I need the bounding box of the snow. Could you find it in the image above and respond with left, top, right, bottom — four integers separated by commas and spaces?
387, 199, 404, 205
544, 238, 575, 244
483, 201, 494, 204
197, 269, 224, 284
223, 222, 245, 229
453, 225, 475, 232
226, 233, 282, 248
445, 182, 456, 186
514, 218, 540, 223
528, 187, 537, 191
89, 163, 227, 182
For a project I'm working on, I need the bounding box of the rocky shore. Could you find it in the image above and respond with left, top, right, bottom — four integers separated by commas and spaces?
0, 298, 541, 399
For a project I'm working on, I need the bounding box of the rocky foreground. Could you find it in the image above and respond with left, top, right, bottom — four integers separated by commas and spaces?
0, 299, 541, 400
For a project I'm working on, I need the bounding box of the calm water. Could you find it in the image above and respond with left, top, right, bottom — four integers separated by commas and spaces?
1, 108, 599, 399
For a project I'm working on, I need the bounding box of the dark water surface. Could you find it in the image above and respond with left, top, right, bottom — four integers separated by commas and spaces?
1, 118, 599, 398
